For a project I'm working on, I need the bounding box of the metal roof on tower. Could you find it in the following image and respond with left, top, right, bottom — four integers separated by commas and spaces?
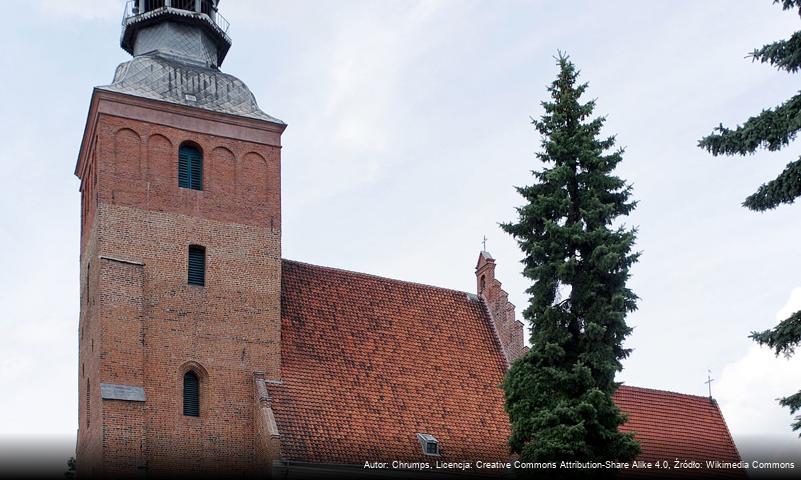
101, 0, 284, 124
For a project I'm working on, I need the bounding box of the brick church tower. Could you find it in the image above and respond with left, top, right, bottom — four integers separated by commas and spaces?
74, 1, 285, 477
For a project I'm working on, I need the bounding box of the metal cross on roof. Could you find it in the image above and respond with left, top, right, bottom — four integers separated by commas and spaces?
705, 369, 715, 399
482, 235, 487, 252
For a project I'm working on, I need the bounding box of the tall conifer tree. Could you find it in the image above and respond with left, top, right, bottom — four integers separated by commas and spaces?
502, 54, 640, 477
699, 0, 801, 434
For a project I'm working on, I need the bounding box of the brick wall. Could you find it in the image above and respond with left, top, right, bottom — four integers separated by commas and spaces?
76, 219, 102, 478
253, 374, 282, 474
476, 251, 528, 364
75, 91, 285, 477
99, 258, 146, 476
79, 111, 282, 249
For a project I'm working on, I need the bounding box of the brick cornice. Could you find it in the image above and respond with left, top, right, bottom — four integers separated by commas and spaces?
75, 88, 287, 180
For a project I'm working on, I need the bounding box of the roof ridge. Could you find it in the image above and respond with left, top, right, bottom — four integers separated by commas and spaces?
617, 384, 718, 402
281, 258, 475, 297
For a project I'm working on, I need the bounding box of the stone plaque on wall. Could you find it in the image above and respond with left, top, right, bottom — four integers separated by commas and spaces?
100, 383, 146, 402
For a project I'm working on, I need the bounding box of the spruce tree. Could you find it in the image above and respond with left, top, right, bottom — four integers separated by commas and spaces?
698, 0, 801, 435
502, 53, 640, 477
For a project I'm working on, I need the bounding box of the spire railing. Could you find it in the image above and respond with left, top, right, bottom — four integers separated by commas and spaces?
122, 0, 230, 34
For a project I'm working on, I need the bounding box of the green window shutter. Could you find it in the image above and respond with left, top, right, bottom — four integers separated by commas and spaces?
190, 150, 202, 190
183, 371, 200, 417
178, 148, 190, 188
179, 145, 203, 190
188, 246, 205, 286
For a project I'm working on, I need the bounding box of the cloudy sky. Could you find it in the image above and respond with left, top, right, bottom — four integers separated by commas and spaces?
1, 0, 800, 464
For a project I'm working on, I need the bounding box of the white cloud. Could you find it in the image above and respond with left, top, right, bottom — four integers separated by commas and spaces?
718, 344, 801, 435
717, 288, 801, 460
274, 0, 474, 205
776, 287, 801, 324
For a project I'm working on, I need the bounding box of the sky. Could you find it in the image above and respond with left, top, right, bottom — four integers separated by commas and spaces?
0, 0, 800, 466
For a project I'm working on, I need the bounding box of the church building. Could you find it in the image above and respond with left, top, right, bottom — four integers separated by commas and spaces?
74, 1, 743, 478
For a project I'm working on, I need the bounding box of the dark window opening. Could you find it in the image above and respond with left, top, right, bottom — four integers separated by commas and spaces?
179, 144, 203, 190
141, 0, 217, 14
188, 245, 206, 286
425, 441, 439, 455
417, 433, 440, 456
183, 371, 200, 417
86, 379, 90, 427
173, 0, 195, 11
86, 261, 91, 305
143, 0, 166, 12
201, 1, 214, 16
480, 274, 486, 292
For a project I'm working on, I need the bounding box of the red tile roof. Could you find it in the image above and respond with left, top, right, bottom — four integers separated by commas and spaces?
271, 259, 744, 476
614, 386, 745, 478
271, 260, 511, 463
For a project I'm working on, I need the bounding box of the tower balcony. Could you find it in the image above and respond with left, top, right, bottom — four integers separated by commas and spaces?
121, 0, 232, 67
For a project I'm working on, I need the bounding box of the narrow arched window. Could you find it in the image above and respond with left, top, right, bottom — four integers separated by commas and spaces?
178, 143, 203, 190
183, 371, 200, 417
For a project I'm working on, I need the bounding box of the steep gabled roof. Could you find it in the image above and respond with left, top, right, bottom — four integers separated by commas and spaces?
614, 386, 745, 477
271, 259, 744, 475
270, 260, 511, 463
